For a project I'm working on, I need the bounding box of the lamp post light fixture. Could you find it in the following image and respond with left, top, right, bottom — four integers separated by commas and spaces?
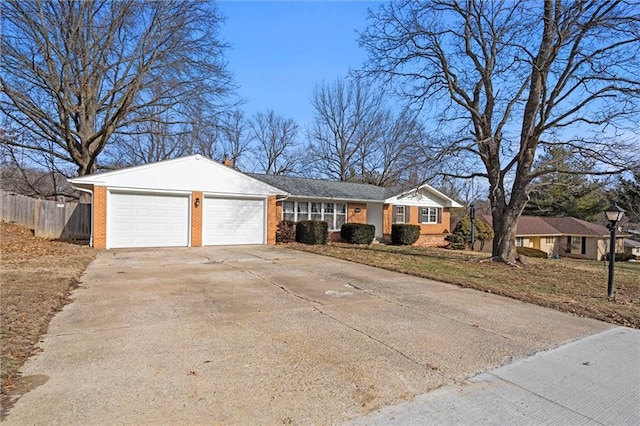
604, 204, 625, 299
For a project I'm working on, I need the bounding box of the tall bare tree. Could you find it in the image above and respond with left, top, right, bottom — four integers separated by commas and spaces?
358, 109, 427, 186
361, 0, 640, 263
1, 0, 232, 183
249, 110, 300, 175
307, 77, 384, 181
215, 110, 254, 170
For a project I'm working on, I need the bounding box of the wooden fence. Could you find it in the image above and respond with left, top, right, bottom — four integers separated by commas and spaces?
0, 191, 91, 240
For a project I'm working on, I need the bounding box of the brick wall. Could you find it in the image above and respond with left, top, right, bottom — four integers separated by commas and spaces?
191, 191, 203, 247
267, 196, 277, 245
93, 186, 107, 249
347, 203, 367, 224
381, 205, 453, 247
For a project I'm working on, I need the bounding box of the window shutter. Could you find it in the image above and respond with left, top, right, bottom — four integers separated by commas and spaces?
404, 206, 410, 223
437, 208, 442, 224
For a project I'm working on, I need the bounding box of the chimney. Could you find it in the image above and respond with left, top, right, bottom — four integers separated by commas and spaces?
222, 154, 234, 168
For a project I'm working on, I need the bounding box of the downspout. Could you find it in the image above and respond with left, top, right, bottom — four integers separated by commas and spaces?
71, 184, 94, 247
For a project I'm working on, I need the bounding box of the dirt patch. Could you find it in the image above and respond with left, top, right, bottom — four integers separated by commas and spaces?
1, 222, 95, 414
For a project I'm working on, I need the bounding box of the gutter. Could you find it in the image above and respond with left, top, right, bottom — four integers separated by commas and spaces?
69, 184, 94, 247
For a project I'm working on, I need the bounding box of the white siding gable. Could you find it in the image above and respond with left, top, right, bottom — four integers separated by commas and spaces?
385, 186, 462, 208
69, 155, 286, 197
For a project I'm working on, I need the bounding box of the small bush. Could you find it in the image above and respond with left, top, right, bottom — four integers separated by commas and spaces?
296, 221, 328, 245
516, 247, 548, 259
445, 233, 467, 250
341, 223, 375, 244
602, 252, 636, 262
276, 220, 296, 243
391, 224, 420, 245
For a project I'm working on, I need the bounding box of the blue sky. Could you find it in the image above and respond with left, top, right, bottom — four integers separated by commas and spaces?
217, 1, 382, 129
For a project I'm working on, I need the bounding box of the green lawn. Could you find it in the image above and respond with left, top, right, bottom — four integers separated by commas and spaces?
292, 243, 640, 328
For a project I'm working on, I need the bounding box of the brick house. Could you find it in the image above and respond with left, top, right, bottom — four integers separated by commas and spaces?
69, 155, 461, 249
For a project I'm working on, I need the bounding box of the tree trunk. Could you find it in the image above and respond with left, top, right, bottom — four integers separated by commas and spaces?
491, 210, 519, 264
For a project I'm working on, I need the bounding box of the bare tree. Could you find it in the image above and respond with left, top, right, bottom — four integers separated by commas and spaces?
216, 110, 254, 170
249, 110, 300, 175
307, 77, 429, 186
1, 0, 232, 186
360, 0, 640, 264
360, 109, 428, 186
1, 130, 75, 198
307, 77, 384, 181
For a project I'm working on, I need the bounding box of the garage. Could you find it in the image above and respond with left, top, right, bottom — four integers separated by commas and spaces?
203, 197, 265, 245
68, 155, 286, 249
109, 192, 190, 248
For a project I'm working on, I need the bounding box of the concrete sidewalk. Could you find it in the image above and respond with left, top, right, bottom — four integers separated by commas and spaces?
350, 327, 640, 425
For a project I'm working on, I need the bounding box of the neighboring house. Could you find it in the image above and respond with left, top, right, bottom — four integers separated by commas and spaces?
69, 155, 461, 249
624, 239, 640, 257
479, 215, 628, 260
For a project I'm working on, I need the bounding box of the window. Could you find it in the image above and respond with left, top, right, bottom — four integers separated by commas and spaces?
310, 202, 322, 222
297, 202, 308, 220
516, 237, 524, 247
394, 206, 405, 223
394, 206, 406, 223
420, 207, 442, 224
545, 236, 555, 245
283, 201, 295, 222
335, 203, 346, 230
281, 201, 346, 231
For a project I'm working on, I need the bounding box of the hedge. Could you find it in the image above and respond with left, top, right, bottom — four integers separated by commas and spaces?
602, 252, 636, 262
391, 224, 420, 245
340, 223, 375, 245
516, 247, 548, 259
295, 221, 328, 245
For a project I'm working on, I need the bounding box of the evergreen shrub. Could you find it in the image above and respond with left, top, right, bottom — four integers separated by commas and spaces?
391, 224, 420, 245
340, 223, 375, 244
295, 221, 328, 245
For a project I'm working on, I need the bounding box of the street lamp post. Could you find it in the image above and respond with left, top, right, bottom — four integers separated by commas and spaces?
469, 204, 476, 251
604, 204, 625, 299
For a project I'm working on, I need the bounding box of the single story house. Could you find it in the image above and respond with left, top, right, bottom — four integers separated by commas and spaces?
478, 215, 628, 260
69, 155, 461, 249
250, 173, 462, 245
624, 239, 640, 257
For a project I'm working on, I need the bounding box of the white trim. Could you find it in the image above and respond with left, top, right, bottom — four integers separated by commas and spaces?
385, 184, 463, 208
202, 192, 270, 200
106, 187, 192, 195
420, 207, 441, 224
68, 154, 288, 196
284, 195, 374, 203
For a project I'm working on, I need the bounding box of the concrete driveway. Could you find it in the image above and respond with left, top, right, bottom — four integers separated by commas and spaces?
4, 246, 610, 424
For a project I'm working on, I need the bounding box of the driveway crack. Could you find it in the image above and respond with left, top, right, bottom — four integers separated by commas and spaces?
241, 269, 324, 305
346, 281, 517, 343
312, 306, 441, 373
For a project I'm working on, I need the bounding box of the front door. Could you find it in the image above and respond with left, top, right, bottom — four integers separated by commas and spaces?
366, 203, 384, 238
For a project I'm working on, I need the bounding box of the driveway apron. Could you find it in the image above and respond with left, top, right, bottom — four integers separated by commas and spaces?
3, 246, 610, 424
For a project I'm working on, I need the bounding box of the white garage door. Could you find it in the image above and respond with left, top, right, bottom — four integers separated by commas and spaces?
109, 192, 190, 248
203, 198, 265, 245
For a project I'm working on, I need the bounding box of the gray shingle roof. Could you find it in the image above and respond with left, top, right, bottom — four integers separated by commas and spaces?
248, 174, 402, 201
